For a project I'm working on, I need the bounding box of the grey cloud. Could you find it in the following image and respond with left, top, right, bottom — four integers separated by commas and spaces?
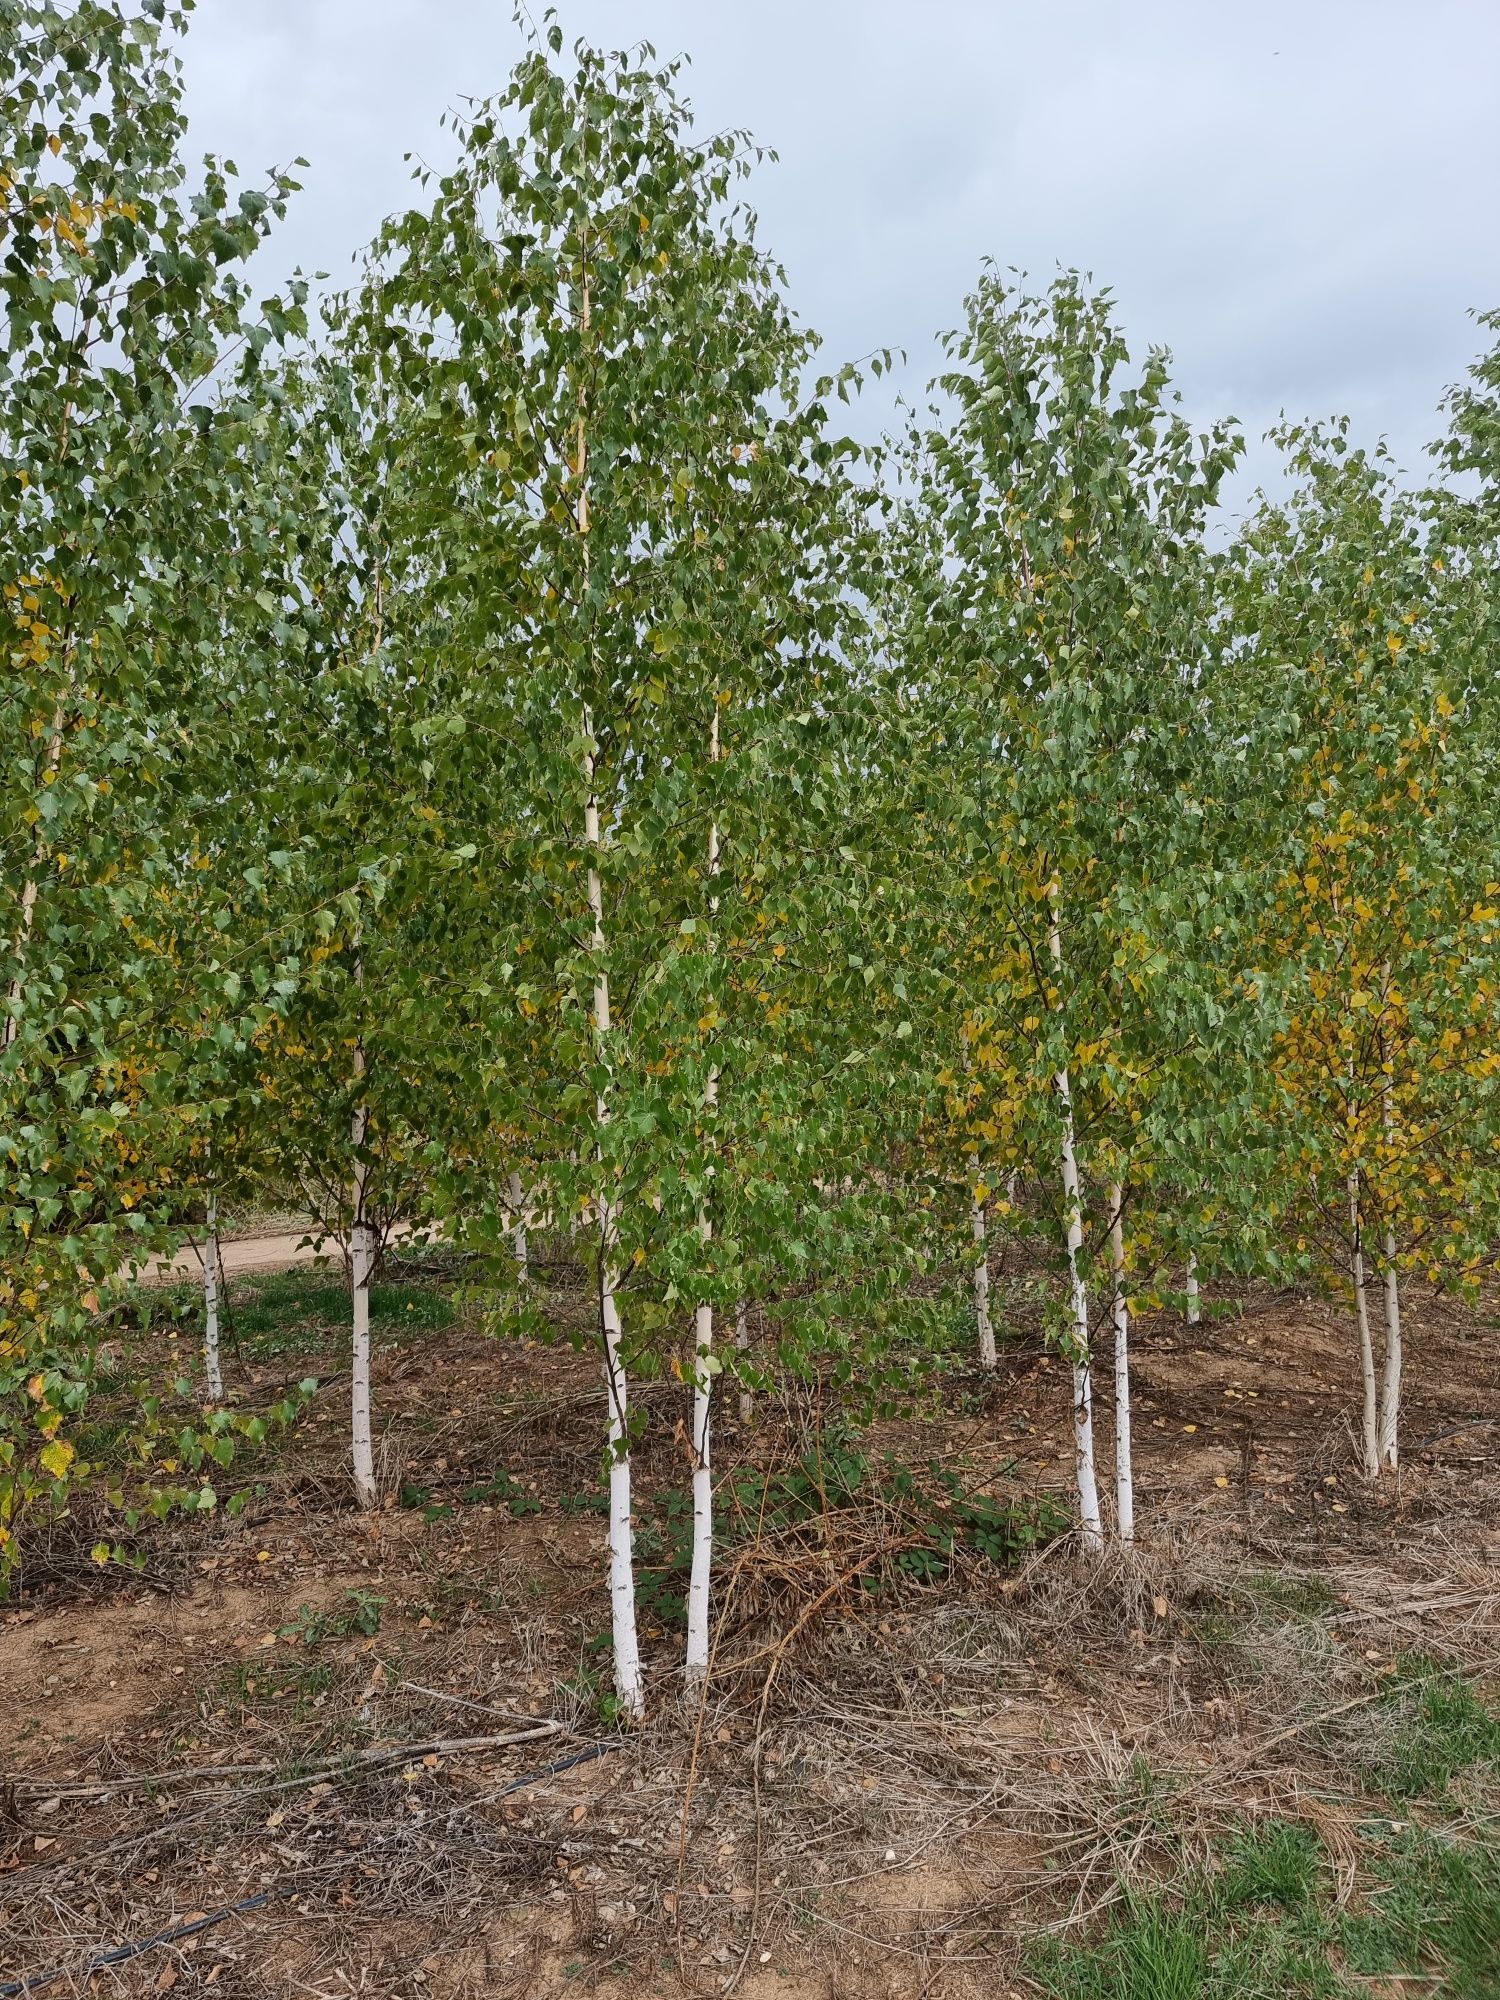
181, 0, 1499, 512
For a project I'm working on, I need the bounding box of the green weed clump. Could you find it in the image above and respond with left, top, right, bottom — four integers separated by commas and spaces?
727, 1436, 1068, 1581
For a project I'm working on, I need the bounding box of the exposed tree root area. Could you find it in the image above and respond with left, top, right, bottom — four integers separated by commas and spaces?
2, 1272, 1497, 1998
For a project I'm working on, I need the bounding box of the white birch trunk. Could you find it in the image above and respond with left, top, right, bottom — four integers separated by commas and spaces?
685, 712, 722, 1685
507, 1166, 530, 1283
1185, 1250, 1201, 1326
970, 1172, 996, 1369
685, 1287, 714, 1682
735, 1298, 752, 1426
350, 1064, 377, 1512
1048, 896, 1104, 1549
1375, 1001, 1402, 1471
585, 729, 644, 1719
1378, 1235, 1402, 1472
572, 260, 644, 1719
1108, 1182, 1133, 1545
1348, 1169, 1380, 1481
203, 1189, 223, 1404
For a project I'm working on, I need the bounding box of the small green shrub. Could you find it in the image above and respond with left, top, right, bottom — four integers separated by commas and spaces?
277, 1587, 385, 1648
727, 1435, 1066, 1582
398, 1467, 541, 1522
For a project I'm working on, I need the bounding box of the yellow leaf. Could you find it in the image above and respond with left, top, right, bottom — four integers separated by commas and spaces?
39, 1439, 74, 1479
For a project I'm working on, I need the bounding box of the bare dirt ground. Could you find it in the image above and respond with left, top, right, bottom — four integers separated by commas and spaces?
2, 1262, 1497, 1998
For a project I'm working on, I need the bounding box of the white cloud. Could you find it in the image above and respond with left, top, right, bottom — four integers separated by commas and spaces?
181, 0, 1500, 510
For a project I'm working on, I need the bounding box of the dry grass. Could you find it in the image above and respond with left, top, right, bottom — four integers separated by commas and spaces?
2, 1265, 1499, 1997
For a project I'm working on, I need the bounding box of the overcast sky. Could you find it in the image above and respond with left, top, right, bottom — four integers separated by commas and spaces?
180, 0, 1499, 514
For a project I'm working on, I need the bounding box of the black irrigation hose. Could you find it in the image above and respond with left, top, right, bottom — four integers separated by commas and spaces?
0, 1740, 619, 1997
0, 1894, 289, 1999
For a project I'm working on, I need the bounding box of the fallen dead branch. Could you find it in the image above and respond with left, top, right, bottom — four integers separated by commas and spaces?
6, 1723, 565, 1801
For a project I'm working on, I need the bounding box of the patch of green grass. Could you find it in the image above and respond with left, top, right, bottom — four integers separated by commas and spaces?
1219, 1818, 1323, 1912
1183, 1570, 1338, 1669
228, 1268, 454, 1360
1031, 1781, 1500, 1998
1185, 1604, 1244, 1650
1241, 1570, 1339, 1620
217, 1657, 336, 1719
1376, 1664, 1500, 1800
727, 1432, 1067, 1583
1343, 1823, 1500, 1998
1028, 1841, 1338, 1999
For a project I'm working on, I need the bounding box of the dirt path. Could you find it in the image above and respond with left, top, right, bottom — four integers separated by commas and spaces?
144, 1228, 342, 1284
143, 1219, 433, 1284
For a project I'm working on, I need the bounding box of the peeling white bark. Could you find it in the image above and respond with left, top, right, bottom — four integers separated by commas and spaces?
203, 1188, 223, 1404
507, 1166, 530, 1283
574, 256, 643, 1721
971, 1173, 996, 1369
1376, 1010, 1402, 1472
1049, 896, 1103, 1549
1378, 1235, 1402, 1473
585, 725, 643, 1719
1108, 1182, 1132, 1545
350, 1022, 377, 1512
686, 711, 722, 1685
1349, 1169, 1380, 1481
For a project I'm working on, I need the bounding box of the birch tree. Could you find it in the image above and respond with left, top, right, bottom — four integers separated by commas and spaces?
0, 0, 303, 1572
1231, 425, 1500, 1476
370, 23, 866, 1713
891, 272, 1242, 1544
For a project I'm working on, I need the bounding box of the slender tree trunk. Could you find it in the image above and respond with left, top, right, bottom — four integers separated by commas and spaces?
1378, 1238, 1402, 1472
686, 710, 722, 1685
1048, 894, 1104, 1548
203, 1186, 224, 1404
585, 718, 644, 1720
959, 1029, 995, 1366
685, 1276, 715, 1682
507, 1166, 530, 1283
573, 253, 643, 1720
970, 1169, 996, 1368
1376, 1012, 1402, 1470
1348, 1169, 1380, 1481
349, 1010, 377, 1512
1108, 1181, 1133, 1545
736, 1298, 752, 1426
1185, 1250, 1201, 1326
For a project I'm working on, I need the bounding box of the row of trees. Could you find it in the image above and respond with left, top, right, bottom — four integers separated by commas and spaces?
4, 3, 1499, 1718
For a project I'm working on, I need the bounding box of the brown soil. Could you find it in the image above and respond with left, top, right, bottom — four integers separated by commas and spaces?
2, 1269, 1497, 1998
